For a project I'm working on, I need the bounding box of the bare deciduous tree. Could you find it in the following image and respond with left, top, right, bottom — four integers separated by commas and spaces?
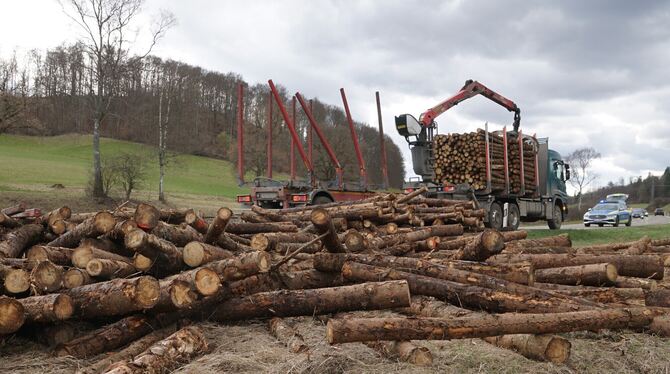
566, 147, 601, 210
110, 152, 147, 200
60, 0, 175, 197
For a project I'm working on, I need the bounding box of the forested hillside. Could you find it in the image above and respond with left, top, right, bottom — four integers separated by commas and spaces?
0, 44, 405, 188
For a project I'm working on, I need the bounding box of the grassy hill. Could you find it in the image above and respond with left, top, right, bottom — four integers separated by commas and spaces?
0, 134, 262, 212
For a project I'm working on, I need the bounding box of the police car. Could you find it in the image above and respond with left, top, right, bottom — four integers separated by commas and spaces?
583, 200, 632, 227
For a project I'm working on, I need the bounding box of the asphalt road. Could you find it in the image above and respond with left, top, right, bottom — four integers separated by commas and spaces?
522, 214, 670, 230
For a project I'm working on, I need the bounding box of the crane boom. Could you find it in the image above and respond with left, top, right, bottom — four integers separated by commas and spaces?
419, 80, 521, 132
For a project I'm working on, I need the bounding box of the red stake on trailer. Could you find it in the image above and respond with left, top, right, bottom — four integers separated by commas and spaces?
308, 99, 313, 165
268, 80, 313, 185
340, 88, 368, 189
296, 92, 344, 188
519, 129, 525, 195
236, 82, 245, 185
290, 96, 296, 181
375, 91, 389, 189
266, 91, 273, 179
503, 126, 509, 195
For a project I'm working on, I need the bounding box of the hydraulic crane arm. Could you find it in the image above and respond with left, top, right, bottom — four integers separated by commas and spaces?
419, 79, 521, 132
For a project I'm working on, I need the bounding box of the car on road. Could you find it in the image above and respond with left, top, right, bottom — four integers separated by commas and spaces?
632, 208, 645, 219
643, 209, 649, 217
583, 200, 632, 227
656, 208, 665, 216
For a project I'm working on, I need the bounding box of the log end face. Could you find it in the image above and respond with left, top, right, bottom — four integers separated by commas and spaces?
94, 211, 116, 234
250, 235, 270, 252
257, 251, 272, 273
0, 296, 25, 334
5, 268, 31, 294
54, 294, 75, 320
405, 344, 433, 366
195, 268, 221, 296
183, 242, 205, 267
218, 207, 233, 220
133, 254, 153, 272
125, 229, 147, 250
544, 336, 571, 364
605, 263, 618, 283
134, 276, 160, 309
310, 208, 329, 227
26, 246, 48, 262
85, 259, 103, 277
63, 268, 88, 289
134, 203, 160, 230
170, 280, 198, 308
344, 231, 366, 252
32, 261, 63, 292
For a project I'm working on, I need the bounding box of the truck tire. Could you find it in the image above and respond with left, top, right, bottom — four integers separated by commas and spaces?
485, 202, 503, 231
547, 205, 562, 230
505, 203, 520, 231
312, 195, 333, 205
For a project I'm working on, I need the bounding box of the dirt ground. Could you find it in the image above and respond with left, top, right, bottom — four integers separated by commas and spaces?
2, 316, 670, 374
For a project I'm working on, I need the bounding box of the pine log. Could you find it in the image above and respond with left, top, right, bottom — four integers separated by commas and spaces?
76, 326, 177, 374
72, 245, 133, 269
1, 202, 26, 216
533, 283, 645, 305
63, 268, 93, 289
487, 253, 664, 279
326, 307, 658, 344
0, 212, 21, 228
26, 245, 73, 266
501, 230, 528, 242
503, 234, 571, 250
196, 251, 272, 295
451, 229, 504, 261
268, 317, 309, 354
1, 264, 31, 294
0, 223, 43, 258
104, 219, 138, 245
364, 341, 433, 366
125, 229, 183, 274
203, 207, 233, 244
251, 232, 318, 252
47, 212, 116, 248
216, 233, 255, 253
151, 221, 202, 247
30, 260, 64, 293
534, 263, 617, 286
342, 261, 587, 313
614, 276, 657, 290
0, 296, 25, 334
645, 289, 670, 307
227, 222, 298, 234
183, 241, 233, 267
18, 293, 74, 323
103, 326, 209, 374
310, 208, 346, 253
428, 259, 534, 285
648, 315, 670, 337
211, 280, 411, 321
55, 314, 159, 358
65, 276, 160, 318
185, 209, 209, 234
134, 203, 161, 230
86, 258, 138, 279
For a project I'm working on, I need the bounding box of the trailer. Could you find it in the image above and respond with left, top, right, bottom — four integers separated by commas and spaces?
396, 80, 570, 230
236, 81, 385, 208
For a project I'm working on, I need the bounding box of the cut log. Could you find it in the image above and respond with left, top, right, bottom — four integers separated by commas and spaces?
196, 251, 272, 295
63, 268, 93, 289
26, 245, 73, 266
55, 314, 158, 358
429, 259, 534, 285
487, 253, 664, 279
251, 232, 318, 252
326, 307, 658, 344
18, 293, 74, 323
0, 212, 21, 228
76, 326, 177, 374
125, 229, 183, 275
0, 223, 43, 258
533, 283, 645, 305
185, 209, 209, 234
72, 245, 133, 269
268, 317, 309, 354
204, 207, 233, 244
310, 208, 346, 253
503, 234, 571, 250
183, 241, 233, 267
1, 202, 26, 216
365, 341, 433, 366
227, 222, 298, 234
30, 260, 64, 293
134, 203, 161, 230
0, 296, 25, 334
211, 280, 411, 321
47, 212, 116, 248
104, 219, 138, 244
645, 289, 670, 307
65, 276, 160, 318
451, 229, 504, 261
614, 276, 657, 290
1, 264, 31, 294
86, 258, 138, 279
501, 230, 528, 242
151, 221, 202, 247
103, 326, 209, 374
483, 335, 571, 364
534, 263, 617, 286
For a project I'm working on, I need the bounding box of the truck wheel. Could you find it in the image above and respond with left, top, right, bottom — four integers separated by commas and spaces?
485, 202, 504, 231
312, 196, 333, 205
505, 203, 520, 231
547, 206, 562, 230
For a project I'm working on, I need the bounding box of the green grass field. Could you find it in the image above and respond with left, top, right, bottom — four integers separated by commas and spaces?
527, 224, 669, 246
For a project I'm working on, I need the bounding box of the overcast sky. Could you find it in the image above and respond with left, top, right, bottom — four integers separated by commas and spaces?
1, 0, 669, 193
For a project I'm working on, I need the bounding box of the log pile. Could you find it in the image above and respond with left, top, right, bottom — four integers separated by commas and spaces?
432, 129, 538, 195
1, 194, 670, 371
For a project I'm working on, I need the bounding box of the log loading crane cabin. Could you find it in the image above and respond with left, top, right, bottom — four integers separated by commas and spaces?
395, 80, 570, 230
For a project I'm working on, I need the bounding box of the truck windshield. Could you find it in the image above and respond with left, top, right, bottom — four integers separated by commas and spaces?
594, 204, 618, 211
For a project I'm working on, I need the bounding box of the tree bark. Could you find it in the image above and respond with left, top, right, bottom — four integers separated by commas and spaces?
86, 258, 138, 279
503, 234, 571, 251
451, 229, 504, 261
534, 263, 618, 286
310, 208, 346, 253
65, 276, 160, 318
533, 283, 645, 305
183, 241, 233, 267
487, 253, 664, 279
30, 260, 64, 293
0, 223, 43, 258
125, 229, 183, 274
268, 317, 309, 354
26, 245, 73, 266
196, 251, 272, 295
614, 276, 657, 290
326, 307, 658, 344
226, 222, 299, 235
645, 289, 670, 307
185, 209, 209, 234
18, 293, 74, 323
0, 296, 25, 335
47, 212, 116, 248
251, 232, 318, 252
364, 341, 433, 366
151, 221, 202, 247
0, 212, 21, 228
103, 326, 209, 374
72, 245, 133, 269
211, 280, 411, 321
482, 335, 571, 364
204, 207, 232, 244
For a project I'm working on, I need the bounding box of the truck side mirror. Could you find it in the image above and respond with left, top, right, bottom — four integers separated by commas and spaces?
565, 164, 570, 180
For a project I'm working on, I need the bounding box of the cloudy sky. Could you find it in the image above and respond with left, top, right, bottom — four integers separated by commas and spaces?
1, 0, 669, 193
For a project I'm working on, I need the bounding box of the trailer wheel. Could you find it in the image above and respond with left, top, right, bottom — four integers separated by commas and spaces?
547, 205, 563, 230
312, 195, 333, 205
485, 202, 503, 231
505, 203, 520, 231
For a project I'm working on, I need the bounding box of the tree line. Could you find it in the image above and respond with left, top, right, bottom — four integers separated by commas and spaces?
0, 44, 406, 193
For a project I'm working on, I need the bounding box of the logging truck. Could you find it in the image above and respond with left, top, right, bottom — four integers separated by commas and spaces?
395, 79, 570, 230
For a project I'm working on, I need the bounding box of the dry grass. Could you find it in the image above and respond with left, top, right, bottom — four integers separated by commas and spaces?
3, 317, 670, 374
